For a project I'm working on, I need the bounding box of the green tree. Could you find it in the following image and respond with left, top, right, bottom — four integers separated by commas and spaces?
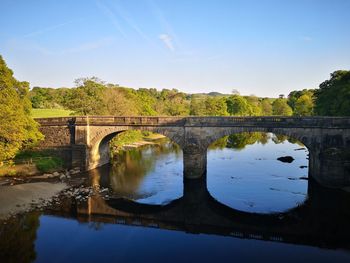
246, 95, 262, 116
190, 96, 206, 115
103, 87, 139, 116
260, 98, 273, 115
68, 77, 107, 115
226, 95, 252, 116
204, 97, 228, 116
0, 55, 43, 162
272, 98, 293, 116
314, 70, 350, 116
160, 89, 190, 116
287, 89, 315, 115
294, 93, 314, 116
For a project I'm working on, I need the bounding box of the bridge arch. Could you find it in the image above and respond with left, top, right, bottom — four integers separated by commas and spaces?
205, 129, 310, 213
200, 127, 313, 151
87, 126, 185, 170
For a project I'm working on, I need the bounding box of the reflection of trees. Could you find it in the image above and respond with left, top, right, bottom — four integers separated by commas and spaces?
0, 212, 40, 263
209, 132, 304, 150
109, 139, 181, 198
227, 132, 267, 150
271, 134, 288, 144
208, 137, 228, 150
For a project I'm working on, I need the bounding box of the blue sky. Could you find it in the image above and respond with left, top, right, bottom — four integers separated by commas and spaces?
1, 0, 349, 97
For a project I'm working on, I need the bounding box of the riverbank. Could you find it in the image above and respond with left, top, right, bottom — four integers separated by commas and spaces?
0, 133, 167, 221
0, 182, 68, 220
122, 134, 166, 149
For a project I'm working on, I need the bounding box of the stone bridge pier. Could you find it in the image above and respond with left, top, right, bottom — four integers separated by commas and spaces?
36, 116, 350, 189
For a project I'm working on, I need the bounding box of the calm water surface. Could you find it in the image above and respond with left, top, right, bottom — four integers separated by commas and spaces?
1, 134, 350, 263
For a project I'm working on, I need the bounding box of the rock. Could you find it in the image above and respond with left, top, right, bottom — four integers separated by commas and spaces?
53, 172, 60, 177
59, 175, 66, 180
294, 147, 306, 151
277, 156, 294, 163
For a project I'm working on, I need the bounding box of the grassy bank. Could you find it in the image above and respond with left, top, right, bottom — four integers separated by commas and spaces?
0, 150, 64, 176
110, 130, 165, 157
32, 108, 73, 118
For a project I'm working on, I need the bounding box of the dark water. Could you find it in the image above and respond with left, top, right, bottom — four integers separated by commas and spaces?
1, 133, 350, 263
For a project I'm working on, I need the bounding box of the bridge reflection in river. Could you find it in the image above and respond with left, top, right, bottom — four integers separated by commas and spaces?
47, 177, 350, 249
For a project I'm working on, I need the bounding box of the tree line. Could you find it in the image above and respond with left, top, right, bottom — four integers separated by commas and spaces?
29, 78, 315, 117
0, 54, 349, 162
30, 71, 349, 118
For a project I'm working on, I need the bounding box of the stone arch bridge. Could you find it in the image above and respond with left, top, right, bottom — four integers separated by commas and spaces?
36, 116, 350, 188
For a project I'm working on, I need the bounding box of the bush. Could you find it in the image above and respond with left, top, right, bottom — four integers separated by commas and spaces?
35, 157, 63, 172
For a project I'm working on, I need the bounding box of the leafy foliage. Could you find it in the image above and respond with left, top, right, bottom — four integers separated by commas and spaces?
287, 89, 315, 116
226, 95, 252, 116
0, 55, 43, 162
314, 70, 350, 116
272, 98, 293, 116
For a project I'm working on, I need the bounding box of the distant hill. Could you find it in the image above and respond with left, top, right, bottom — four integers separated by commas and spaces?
191, 92, 231, 97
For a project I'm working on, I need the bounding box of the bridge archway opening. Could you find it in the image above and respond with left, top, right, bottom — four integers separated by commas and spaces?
206, 131, 309, 214
89, 129, 184, 205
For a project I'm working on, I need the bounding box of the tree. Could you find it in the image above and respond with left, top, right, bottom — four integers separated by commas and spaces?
246, 95, 262, 116
314, 70, 350, 116
272, 98, 293, 116
68, 77, 107, 115
103, 87, 139, 116
226, 95, 252, 116
190, 96, 206, 115
159, 89, 190, 116
287, 89, 315, 115
294, 94, 314, 116
0, 55, 43, 162
260, 98, 273, 115
204, 97, 228, 116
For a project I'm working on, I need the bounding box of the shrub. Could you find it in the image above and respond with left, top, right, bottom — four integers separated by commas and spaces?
35, 157, 63, 172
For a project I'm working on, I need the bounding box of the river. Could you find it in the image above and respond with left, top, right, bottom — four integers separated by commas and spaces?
1, 133, 350, 263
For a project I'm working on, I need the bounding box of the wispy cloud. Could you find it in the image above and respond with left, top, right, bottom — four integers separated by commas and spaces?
22, 20, 75, 38
60, 37, 115, 54
8, 36, 115, 56
148, 0, 180, 51
300, 36, 312, 42
110, 1, 156, 46
159, 34, 174, 51
95, 0, 126, 38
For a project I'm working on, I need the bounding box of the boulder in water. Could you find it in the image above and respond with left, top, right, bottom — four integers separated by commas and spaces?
277, 156, 294, 163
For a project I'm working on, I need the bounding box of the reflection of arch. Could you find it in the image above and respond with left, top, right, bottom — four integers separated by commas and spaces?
49, 179, 350, 248
87, 126, 184, 170
203, 127, 312, 150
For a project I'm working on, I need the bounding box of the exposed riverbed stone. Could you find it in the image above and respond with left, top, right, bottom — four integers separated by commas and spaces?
0, 182, 68, 220
277, 156, 295, 163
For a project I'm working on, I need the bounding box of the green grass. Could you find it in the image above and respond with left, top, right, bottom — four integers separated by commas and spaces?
15, 150, 64, 173
35, 157, 63, 172
32, 108, 74, 118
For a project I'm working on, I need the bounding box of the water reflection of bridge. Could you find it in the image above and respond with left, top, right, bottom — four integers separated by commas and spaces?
49, 178, 350, 249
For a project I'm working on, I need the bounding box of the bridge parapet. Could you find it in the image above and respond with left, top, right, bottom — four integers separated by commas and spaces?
35, 116, 350, 128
